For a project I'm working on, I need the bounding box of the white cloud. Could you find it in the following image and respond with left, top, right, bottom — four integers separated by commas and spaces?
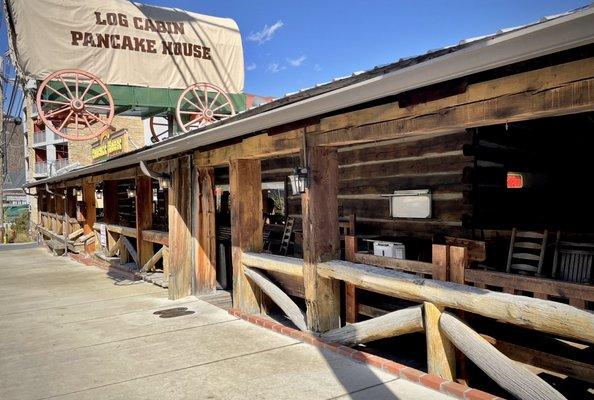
266, 63, 285, 74
247, 21, 284, 44
246, 62, 256, 71
314, 64, 322, 72
287, 55, 307, 67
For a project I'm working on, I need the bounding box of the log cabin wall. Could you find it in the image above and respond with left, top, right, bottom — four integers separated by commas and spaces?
279, 131, 474, 253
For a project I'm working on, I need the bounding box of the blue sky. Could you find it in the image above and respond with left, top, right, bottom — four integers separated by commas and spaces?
0, 0, 588, 104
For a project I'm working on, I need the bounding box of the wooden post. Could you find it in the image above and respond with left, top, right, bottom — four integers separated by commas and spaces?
449, 246, 468, 285
167, 156, 193, 299
103, 181, 118, 252
345, 235, 358, 323
82, 182, 96, 253
302, 147, 341, 332
193, 166, 217, 295
432, 244, 449, 281
230, 159, 264, 314
424, 302, 456, 381
135, 176, 154, 268
448, 245, 470, 385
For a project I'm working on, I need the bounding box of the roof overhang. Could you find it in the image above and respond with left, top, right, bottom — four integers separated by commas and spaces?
26, 6, 594, 188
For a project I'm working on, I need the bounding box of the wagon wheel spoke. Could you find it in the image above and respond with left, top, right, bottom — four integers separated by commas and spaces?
179, 110, 203, 115
191, 88, 206, 110
84, 110, 109, 127
45, 85, 71, 102
183, 115, 205, 130
79, 78, 96, 101
83, 91, 108, 104
44, 105, 70, 119
75, 74, 79, 98
56, 111, 73, 132
208, 91, 221, 110
59, 76, 75, 100
82, 114, 96, 136
182, 96, 202, 111
40, 99, 69, 106
211, 101, 231, 114
203, 86, 208, 110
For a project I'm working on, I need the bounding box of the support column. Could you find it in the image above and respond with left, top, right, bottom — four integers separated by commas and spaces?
230, 159, 263, 314
345, 235, 358, 323
167, 156, 192, 299
302, 147, 340, 332
135, 176, 154, 268
103, 181, 118, 250
424, 302, 456, 380
193, 166, 217, 295
82, 182, 96, 253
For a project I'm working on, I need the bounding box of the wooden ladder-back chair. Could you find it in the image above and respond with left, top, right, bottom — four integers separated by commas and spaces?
552, 232, 594, 284
506, 228, 548, 276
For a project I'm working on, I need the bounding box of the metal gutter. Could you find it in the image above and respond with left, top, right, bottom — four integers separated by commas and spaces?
25, 7, 594, 188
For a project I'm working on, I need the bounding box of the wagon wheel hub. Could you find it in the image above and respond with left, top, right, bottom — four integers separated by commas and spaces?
70, 98, 85, 112
203, 108, 214, 119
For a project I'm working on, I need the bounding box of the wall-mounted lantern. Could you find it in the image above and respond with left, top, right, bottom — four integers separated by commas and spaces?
73, 188, 83, 201
288, 167, 309, 195
95, 189, 103, 199
126, 188, 137, 198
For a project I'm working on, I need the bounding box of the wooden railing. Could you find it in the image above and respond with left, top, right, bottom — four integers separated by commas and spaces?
239, 250, 592, 399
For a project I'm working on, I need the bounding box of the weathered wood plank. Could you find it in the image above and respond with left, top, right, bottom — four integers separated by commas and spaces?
136, 176, 154, 267
82, 182, 96, 253
141, 230, 169, 246
193, 166, 217, 295
464, 269, 594, 303
314, 77, 594, 147
449, 246, 468, 285
345, 235, 358, 323
195, 127, 304, 167
167, 157, 193, 300
302, 147, 341, 332
320, 57, 594, 133
431, 244, 448, 281
230, 159, 264, 313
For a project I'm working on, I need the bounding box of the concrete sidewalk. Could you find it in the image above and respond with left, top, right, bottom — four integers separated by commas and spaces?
0, 247, 453, 400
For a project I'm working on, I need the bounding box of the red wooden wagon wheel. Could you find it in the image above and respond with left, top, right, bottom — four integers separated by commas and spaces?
36, 69, 115, 141
176, 82, 236, 133
149, 117, 170, 143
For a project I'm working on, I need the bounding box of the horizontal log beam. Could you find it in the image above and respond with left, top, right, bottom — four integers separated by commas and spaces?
320, 57, 594, 133
93, 223, 137, 238
312, 76, 594, 147
242, 252, 304, 278
194, 127, 304, 167
440, 312, 565, 400
318, 260, 594, 344
321, 306, 423, 346
142, 229, 169, 246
